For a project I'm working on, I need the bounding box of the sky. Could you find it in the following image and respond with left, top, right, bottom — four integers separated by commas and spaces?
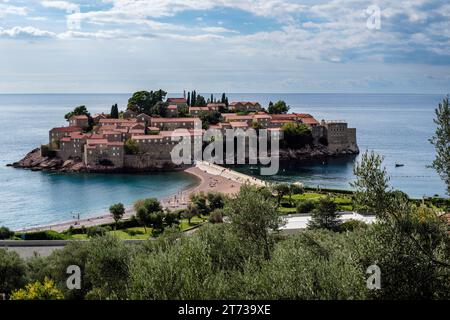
0, 0, 450, 94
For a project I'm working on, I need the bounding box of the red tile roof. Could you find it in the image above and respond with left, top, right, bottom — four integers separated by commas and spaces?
70, 115, 88, 120
167, 98, 187, 103
229, 121, 249, 128
51, 126, 81, 132
151, 117, 199, 123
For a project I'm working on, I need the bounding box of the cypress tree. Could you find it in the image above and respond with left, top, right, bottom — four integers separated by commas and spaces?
110, 103, 119, 119
210, 94, 214, 103
192, 90, 197, 106
187, 92, 191, 106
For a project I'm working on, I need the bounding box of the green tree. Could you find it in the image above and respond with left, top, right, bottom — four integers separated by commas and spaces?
150, 101, 168, 117
84, 235, 130, 299
127, 90, 167, 115
64, 105, 90, 120
124, 138, 139, 155
184, 203, 199, 225
0, 226, 14, 239
308, 196, 340, 231
127, 91, 152, 114
109, 203, 125, 230
350, 151, 391, 216
350, 150, 450, 298
429, 96, 450, 196
189, 192, 209, 217
110, 103, 119, 119
281, 122, 313, 149
207, 192, 225, 211
225, 184, 283, 260
0, 249, 27, 297
136, 206, 150, 232
187, 92, 191, 106
195, 94, 207, 107
268, 100, 290, 114
272, 183, 290, 207
10, 277, 64, 300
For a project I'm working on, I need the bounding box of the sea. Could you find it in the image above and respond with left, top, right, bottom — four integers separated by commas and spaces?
0, 93, 447, 229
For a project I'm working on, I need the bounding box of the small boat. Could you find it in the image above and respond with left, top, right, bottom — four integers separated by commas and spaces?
395, 163, 404, 167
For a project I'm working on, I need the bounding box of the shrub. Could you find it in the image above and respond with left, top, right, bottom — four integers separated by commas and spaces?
124, 138, 139, 155
0, 249, 27, 296
338, 219, 368, 232
41, 144, 57, 157
86, 226, 111, 238
9, 277, 64, 300
296, 200, 316, 213
21, 230, 66, 240
0, 226, 14, 239
208, 209, 224, 224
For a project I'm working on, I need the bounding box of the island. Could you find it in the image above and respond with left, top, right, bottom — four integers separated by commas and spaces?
9, 90, 359, 172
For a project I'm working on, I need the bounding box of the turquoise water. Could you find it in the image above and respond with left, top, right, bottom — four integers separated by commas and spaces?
0, 93, 447, 229
0, 94, 197, 230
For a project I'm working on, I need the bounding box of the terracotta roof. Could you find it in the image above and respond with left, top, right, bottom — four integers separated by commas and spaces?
99, 118, 137, 124
229, 101, 260, 106
70, 115, 88, 120
167, 98, 187, 103
271, 114, 299, 120
253, 114, 272, 119
151, 117, 199, 123
229, 121, 249, 128
207, 103, 226, 107
92, 113, 107, 119
51, 126, 81, 132
223, 115, 253, 121
189, 107, 210, 111
86, 139, 108, 145
301, 117, 319, 125
168, 105, 178, 110
270, 119, 294, 123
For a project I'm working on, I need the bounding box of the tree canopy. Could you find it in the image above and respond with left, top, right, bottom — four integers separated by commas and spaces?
430, 96, 450, 196
281, 122, 313, 148
64, 105, 90, 120
268, 100, 290, 114
127, 90, 167, 115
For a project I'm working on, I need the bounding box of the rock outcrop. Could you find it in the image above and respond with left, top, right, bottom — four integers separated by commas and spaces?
279, 144, 358, 160
7, 148, 87, 173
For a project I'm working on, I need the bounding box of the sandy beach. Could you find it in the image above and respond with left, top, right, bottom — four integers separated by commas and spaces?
15, 162, 266, 233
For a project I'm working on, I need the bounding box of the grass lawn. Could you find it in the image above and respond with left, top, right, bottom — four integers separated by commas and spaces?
65, 216, 208, 240
279, 192, 354, 214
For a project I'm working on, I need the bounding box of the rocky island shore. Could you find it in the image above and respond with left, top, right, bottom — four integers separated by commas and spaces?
8, 144, 359, 174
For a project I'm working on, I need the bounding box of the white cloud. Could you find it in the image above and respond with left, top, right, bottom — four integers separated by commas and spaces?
0, 3, 28, 18
201, 26, 238, 34
41, 1, 79, 11
0, 26, 56, 38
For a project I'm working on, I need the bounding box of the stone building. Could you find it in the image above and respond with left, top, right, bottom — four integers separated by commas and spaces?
69, 115, 89, 128
316, 120, 358, 154
228, 102, 261, 112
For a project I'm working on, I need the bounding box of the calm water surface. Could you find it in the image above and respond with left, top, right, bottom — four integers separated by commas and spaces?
0, 93, 447, 229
